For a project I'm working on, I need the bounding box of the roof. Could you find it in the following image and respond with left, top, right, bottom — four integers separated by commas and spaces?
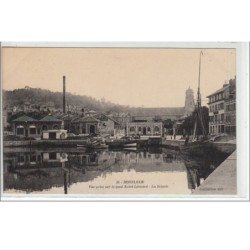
12, 115, 37, 122
94, 113, 120, 124
207, 85, 229, 98
39, 115, 62, 122
62, 114, 79, 121
132, 107, 185, 116
72, 116, 99, 123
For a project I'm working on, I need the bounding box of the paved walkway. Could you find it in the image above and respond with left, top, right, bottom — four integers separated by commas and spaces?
193, 151, 237, 195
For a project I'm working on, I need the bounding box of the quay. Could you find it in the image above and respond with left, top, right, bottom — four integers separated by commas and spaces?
193, 150, 237, 195
3, 139, 89, 148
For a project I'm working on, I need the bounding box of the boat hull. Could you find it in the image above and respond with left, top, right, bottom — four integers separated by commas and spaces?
180, 141, 236, 157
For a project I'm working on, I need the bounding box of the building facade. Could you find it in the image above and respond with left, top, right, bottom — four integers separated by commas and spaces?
94, 114, 120, 135
207, 77, 236, 135
126, 121, 163, 137
11, 114, 63, 139
71, 116, 99, 135
225, 78, 236, 134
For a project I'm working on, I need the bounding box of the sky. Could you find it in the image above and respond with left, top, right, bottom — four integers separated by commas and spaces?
2, 47, 236, 108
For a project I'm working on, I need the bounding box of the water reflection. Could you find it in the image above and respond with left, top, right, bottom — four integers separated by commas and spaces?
3, 147, 228, 195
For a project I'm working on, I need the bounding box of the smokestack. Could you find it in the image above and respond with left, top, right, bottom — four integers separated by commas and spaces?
63, 76, 66, 113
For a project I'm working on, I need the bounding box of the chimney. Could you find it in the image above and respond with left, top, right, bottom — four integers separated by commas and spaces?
63, 76, 66, 113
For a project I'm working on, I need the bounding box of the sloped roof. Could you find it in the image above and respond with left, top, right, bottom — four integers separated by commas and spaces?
132, 107, 185, 116
39, 115, 62, 122
62, 114, 79, 121
206, 85, 229, 98
94, 113, 120, 124
73, 116, 99, 123
12, 115, 37, 122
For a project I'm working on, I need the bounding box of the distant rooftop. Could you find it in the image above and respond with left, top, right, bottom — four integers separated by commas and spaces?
12, 115, 37, 122
39, 114, 62, 122
206, 84, 229, 98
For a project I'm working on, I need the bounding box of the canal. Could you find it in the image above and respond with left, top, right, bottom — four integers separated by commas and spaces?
3, 147, 230, 195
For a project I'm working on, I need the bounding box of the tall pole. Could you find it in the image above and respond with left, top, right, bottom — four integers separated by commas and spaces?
197, 51, 203, 109
195, 51, 203, 140
63, 76, 66, 113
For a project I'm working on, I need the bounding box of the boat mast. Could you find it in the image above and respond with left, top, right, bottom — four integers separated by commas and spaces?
193, 51, 204, 141
197, 51, 203, 110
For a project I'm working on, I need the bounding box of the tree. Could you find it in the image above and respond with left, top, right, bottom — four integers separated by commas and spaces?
180, 106, 209, 136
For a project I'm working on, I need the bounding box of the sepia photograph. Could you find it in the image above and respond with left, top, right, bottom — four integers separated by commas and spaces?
0, 43, 243, 199
1, 2, 250, 250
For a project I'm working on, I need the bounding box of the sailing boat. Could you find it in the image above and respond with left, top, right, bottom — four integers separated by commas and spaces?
180, 51, 211, 156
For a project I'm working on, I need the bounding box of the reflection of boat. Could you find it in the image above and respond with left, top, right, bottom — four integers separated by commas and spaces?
106, 139, 139, 148
89, 144, 108, 149
123, 147, 137, 152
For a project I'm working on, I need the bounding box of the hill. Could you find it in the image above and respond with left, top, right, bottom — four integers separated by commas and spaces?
2, 87, 184, 117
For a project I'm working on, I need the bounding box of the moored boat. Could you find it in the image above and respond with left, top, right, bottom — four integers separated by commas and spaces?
180, 51, 209, 157
123, 142, 137, 147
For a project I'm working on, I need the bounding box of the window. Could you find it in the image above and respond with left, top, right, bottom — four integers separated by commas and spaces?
154, 126, 160, 132
42, 125, 48, 130
29, 127, 36, 135
147, 127, 151, 132
49, 152, 57, 160
233, 103, 236, 110
221, 114, 224, 122
53, 124, 59, 129
129, 127, 135, 132
138, 127, 142, 132
19, 155, 25, 162
30, 155, 37, 162
17, 127, 24, 135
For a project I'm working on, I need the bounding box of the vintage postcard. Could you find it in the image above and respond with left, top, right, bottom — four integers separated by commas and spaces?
0, 42, 248, 201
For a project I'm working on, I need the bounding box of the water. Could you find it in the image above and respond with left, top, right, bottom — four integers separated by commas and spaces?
3, 147, 229, 195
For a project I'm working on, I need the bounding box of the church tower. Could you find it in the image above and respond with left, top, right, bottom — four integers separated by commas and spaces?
184, 87, 195, 116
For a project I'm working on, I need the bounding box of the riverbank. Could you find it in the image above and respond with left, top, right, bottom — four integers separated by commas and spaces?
193, 150, 237, 195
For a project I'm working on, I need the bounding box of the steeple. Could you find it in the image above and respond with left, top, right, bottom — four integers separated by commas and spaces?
184, 87, 195, 116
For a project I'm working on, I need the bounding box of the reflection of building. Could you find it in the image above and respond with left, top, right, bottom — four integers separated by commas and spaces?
184, 87, 195, 116
207, 77, 236, 135
126, 121, 163, 137
11, 114, 63, 139
4, 148, 215, 194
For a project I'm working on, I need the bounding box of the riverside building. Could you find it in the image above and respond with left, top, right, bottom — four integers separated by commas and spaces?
207, 77, 236, 135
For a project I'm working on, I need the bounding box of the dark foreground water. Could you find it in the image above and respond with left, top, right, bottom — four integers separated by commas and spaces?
3, 147, 229, 195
